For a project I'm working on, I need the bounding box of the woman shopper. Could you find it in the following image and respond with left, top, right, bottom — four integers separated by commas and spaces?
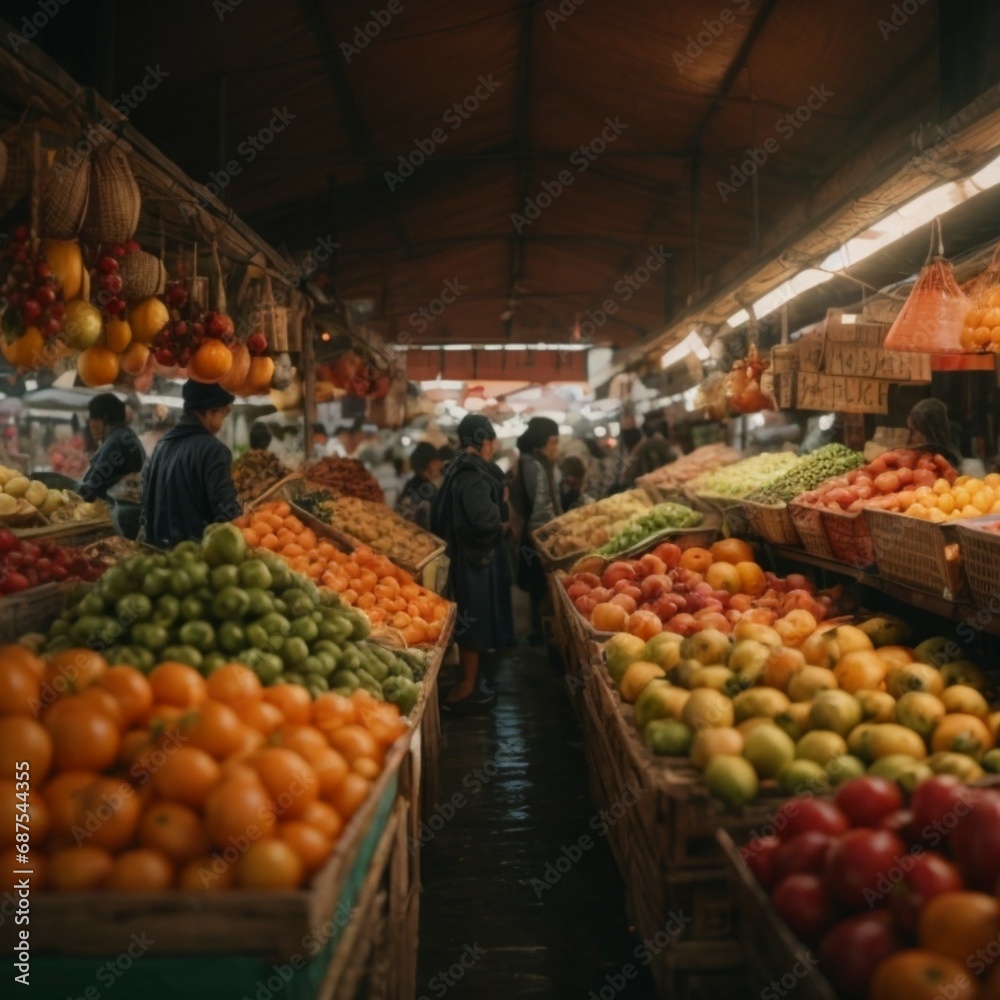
512, 416, 562, 645
906, 398, 962, 468
431, 414, 514, 712
77, 393, 146, 539
141, 380, 242, 549
395, 441, 443, 530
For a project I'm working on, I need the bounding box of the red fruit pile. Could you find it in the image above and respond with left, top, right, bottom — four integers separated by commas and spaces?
152, 281, 240, 368
741, 776, 1000, 998
0, 530, 105, 594
91, 241, 133, 318
796, 449, 957, 513
0, 226, 65, 337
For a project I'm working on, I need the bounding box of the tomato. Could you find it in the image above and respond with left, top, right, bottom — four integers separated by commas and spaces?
741, 835, 781, 890
910, 775, 974, 850
884, 850, 964, 938
774, 798, 850, 841
834, 777, 904, 829
819, 911, 901, 997
772, 873, 836, 943
917, 891, 1000, 967
825, 828, 907, 911
950, 791, 1000, 892
870, 950, 980, 1000
773, 831, 835, 881
880, 808, 918, 845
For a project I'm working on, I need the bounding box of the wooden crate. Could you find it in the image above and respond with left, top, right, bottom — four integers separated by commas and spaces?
0, 582, 65, 642
719, 829, 836, 1000
647, 942, 746, 1000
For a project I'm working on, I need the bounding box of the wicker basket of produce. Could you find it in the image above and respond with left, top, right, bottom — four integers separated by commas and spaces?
636, 443, 741, 501
590, 501, 709, 560
788, 501, 834, 558
865, 507, 965, 598
955, 517, 1000, 610
820, 507, 876, 567
741, 500, 800, 546
687, 451, 801, 503
120, 246, 167, 300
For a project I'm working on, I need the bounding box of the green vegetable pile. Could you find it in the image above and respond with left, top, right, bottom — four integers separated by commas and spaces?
44, 523, 425, 712
293, 489, 335, 523
688, 451, 801, 499
594, 502, 702, 556
744, 444, 864, 505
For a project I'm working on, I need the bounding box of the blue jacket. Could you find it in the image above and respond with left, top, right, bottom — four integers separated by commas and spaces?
141, 415, 242, 549
77, 425, 146, 502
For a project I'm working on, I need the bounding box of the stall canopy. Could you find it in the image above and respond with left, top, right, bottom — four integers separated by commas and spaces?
8, 0, 1000, 356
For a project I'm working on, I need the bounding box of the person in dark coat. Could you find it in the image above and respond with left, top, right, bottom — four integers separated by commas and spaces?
511, 416, 561, 645
395, 441, 443, 531
431, 414, 513, 712
141, 381, 242, 549
78, 393, 146, 540
907, 398, 962, 468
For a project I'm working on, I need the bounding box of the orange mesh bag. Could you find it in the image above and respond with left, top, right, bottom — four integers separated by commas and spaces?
959, 244, 1000, 352
884, 220, 969, 354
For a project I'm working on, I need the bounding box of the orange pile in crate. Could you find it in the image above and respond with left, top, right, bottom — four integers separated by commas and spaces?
0, 650, 407, 893
235, 501, 450, 645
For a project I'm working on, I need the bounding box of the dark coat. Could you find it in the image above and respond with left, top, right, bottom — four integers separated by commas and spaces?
141, 416, 242, 549
394, 473, 437, 532
78, 425, 146, 540
431, 452, 514, 651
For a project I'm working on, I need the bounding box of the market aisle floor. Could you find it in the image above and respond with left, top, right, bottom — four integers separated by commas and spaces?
417, 592, 658, 999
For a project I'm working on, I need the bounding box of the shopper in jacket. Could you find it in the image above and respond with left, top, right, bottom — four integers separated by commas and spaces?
78, 393, 146, 540
141, 380, 242, 549
511, 416, 562, 644
431, 414, 513, 712
395, 441, 443, 531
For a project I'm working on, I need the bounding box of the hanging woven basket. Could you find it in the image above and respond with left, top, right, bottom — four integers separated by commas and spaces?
120, 246, 167, 300
238, 273, 289, 352
0, 126, 30, 207
40, 147, 90, 239
84, 145, 141, 244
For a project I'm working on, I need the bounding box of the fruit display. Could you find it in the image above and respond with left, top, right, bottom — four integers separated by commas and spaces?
231, 449, 292, 505
0, 465, 67, 523
0, 227, 65, 348
48, 433, 88, 480
736, 777, 1000, 998
236, 501, 450, 646
538, 490, 652, 557
603, 594, 999, 806
303, 458, 384, 503
895, 471, 1000, 522
688, 451, 801, 499
0, 649, 411, 892
563, 537, 845, 637
961, 284, 1000, 351
296, 491, 442, 566
594, 502, 703, 557
745, 445, 864, 506
0, 530, 106, 594
39, 523, 427, 706
639, 443, 742, 491
795, 449, 958, 513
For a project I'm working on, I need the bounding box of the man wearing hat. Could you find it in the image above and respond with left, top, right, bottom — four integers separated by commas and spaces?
141, 380, 242, 549
78, 392, 146, 539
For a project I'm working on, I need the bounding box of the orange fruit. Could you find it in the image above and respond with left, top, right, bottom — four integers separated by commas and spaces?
735, 561, 767, 597
204, 776, 275, 849
312, 692, 359, 731
300, 801, 344, 841
181, 701, 246, 759
326, 725, 381, 765
271, 724, 328, 761
246, 747, 319, 821
178, 854, 235, 891
148, 662, 208, 708
0, 778, 48, 850
205, 664, 262, 707
73, 775, 143, 852
97, 666, 153, 727
277, 820, 333, 874
263, 685, 312, 725
678, 547, 713, 574
235, 839, 303, 889
709, 538, 755, 565
138, 801, 211, 864
0, 645, 45, 678
0, 661, 40, 715
151, 746, 221, 809
103, 848, 175, 890
43, 697, 120, 772
47, 845, 113, 891
310, 748, 350, 799
44, 649, 107, 694
235, 699, 284, 735
330, 773, 372, 820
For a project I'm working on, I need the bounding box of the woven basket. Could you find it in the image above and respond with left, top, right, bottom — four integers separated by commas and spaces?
742, 499, 800, 547
865, 507, 965, 599
40, 147, 90, 239
821, 508, 875, 567
789, 501, 835, 559
257, 274, 289, 352
0, 127, 30, 204
955, 519, 1000, 611
120, 247, 167, 300
85, 145, 140, 244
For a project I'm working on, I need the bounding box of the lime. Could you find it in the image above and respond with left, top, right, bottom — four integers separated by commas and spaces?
213, 586, 251, 620
982, 748, 1000, 774
179, 596, 205, 622
202, 524, 247, 567
169, 568, 193, 598
210, 565, 241, 590
703, 755, 759, 808
132, 623, 169, 653
777, 759, 830, 795
642, 719, 693, 756
152, 595, 181, 627
281, 637, 310, 668
116, 594, 153, 624
161, 645, 203, 670
239, 559, 273, 591
246, 588, 275, 618
290, 616, 319, 644
826, 755, 867, 784
179, 621, 216, 653
218, 621, 247, 654
742, 725, 796, 778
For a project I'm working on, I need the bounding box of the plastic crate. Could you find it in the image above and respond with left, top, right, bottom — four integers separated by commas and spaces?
866, 507, 965, 599
788, 502, 834, 559
955, 517, 1000, 610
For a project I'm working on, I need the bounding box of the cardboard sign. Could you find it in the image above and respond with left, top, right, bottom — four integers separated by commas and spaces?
824, 344, 931, 382
796, 372, 890, 413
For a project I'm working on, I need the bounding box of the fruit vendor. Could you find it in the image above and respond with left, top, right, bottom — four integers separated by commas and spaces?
77, 393, 146, 540
906, 398, 961, 468
431, 413, 513, 712
140, 380, 242, 549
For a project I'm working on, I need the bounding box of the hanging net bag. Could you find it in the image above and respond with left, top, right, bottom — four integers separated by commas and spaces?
959, 243, 1000, 352
884, 219, 969, 354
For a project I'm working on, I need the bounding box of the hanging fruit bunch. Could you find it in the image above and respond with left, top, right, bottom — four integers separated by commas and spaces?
0, 225, 66, 371
725, 342, 775, 415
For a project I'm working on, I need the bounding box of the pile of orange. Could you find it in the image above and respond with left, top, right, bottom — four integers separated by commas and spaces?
0, 646, 407, 893
236, 501, 450, 645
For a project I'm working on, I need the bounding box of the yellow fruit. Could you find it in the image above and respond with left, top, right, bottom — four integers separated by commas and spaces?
63, 300, 103, 350
0, 327, 45, 370
973, 489, 994, 513
908, 504, 929, 520
927, 508, 947, 523
933, 478, 952, 495
128, 297, 169, 345
985, 473, 1000, 489
962, 505, 982, 519
619, 662, 666, 703
937, 493, 955, 515
953, 488, 970, 508
41, 239, 84, 299
101, 318, 132, 353
964, 479, 984, 495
